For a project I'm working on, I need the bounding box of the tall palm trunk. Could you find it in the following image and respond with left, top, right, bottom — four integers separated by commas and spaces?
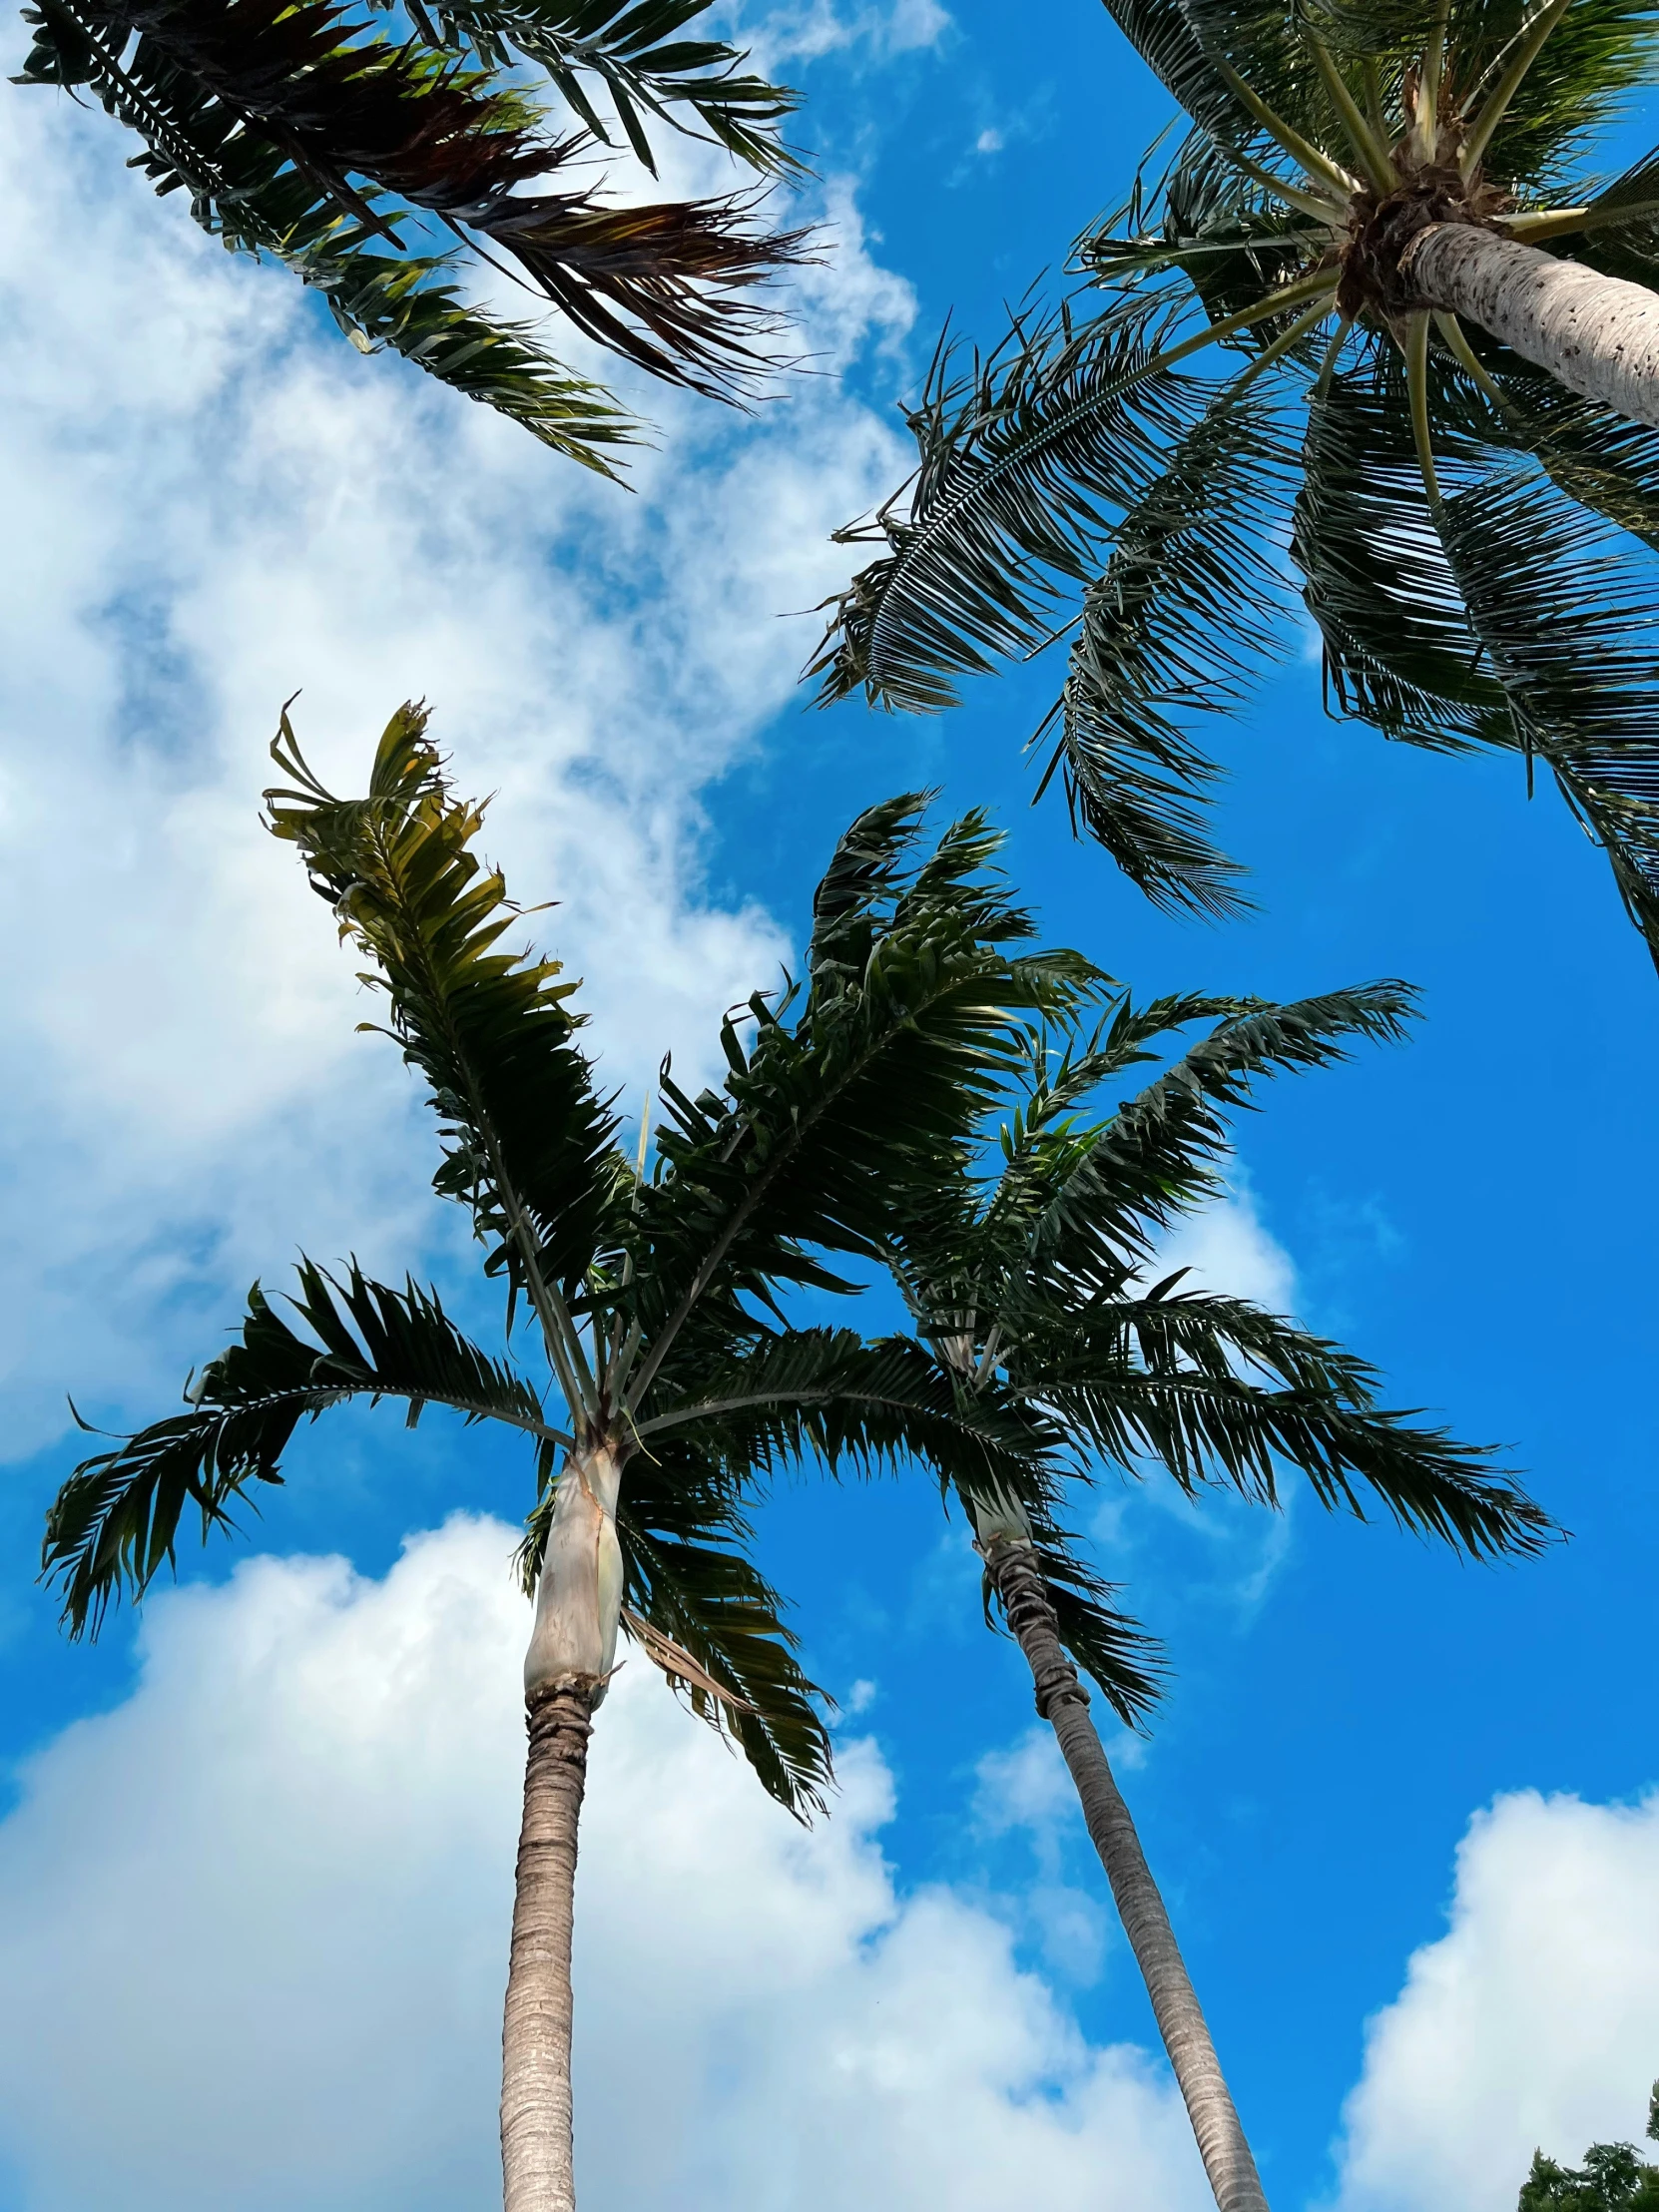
982, 1533, 1270, 2212
501, 1443, 625, 2212
1399, 222, 1659, 430
502, 1683, 593, 2212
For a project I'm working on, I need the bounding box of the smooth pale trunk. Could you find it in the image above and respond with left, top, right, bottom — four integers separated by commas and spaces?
1400, 222, 1659, 431
501, 1445, 625, 2212
976, 1501, 1269, 2212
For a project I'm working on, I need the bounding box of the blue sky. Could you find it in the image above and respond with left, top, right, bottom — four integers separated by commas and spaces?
1, 3, 1657, 2209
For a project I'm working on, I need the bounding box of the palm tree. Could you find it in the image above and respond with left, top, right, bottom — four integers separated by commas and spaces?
40, 715, 1097, 2212
812, 0, 1659, 962
878, 982, 1553, 2212
13, 0, 808, 469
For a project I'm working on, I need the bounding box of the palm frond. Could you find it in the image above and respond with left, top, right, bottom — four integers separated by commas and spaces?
811, 294, 1227, 714
414, 0, 801, 176
1436, 457, 1659, 957
637, 1326, 1062, 1513
1032, 982, 1418, 1293
1034, 379, 1299, 913
1295, 357, 1512, 746
625, 802, 1104, 1404
1020, 1290, 1554, 1560
42, 1261, 554, 1635
265, 703, 626, 1304
14, 0, 805, 436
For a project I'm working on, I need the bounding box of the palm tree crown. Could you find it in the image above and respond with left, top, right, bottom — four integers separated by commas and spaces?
41, 711, 1097, 1800
13, 0, 809, 469
879, 975, 1552, 2212
814, 0, 1659, 963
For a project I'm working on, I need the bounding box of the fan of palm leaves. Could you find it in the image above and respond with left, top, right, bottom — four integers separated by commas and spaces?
13, 0, 808, 467
812, 0, 1659, 961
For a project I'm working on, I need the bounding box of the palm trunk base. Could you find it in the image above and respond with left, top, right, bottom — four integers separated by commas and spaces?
501, 1683, 593, 2212
985, 1540, 1270, 2212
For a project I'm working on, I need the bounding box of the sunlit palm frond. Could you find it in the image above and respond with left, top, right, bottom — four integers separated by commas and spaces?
266, 704, 626, 1306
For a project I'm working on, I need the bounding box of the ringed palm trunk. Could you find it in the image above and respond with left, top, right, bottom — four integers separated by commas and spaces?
1398, 222, 1659, 431
977, 1505, 1269, 2212
502, 1442, 625, 2212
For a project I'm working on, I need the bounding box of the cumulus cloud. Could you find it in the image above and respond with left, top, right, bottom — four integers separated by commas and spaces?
0, 88, 911, 1454
1151, 1177, 1299, 1316
0, 1517, 1213, 2212
1333, 1789, 1659, 2212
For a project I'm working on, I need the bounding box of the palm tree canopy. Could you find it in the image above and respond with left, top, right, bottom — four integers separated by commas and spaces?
883, 982, 1554, 1718
42, 709, 1104, 1814
813, 0, 1659, 962
13, 0, 809, 469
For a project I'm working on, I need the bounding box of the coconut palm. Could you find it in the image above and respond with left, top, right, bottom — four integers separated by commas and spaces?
812, 0, 1659, 962
12, 0, 808, 469
877, 979, 1553, 2212
40, 714, 1097, 2212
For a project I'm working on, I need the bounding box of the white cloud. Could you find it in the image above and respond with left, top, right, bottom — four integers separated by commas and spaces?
0, 1517, 1214, 2212
1332, 1789, 1659, 2212
760, 0, 950, 65
0, 90, 911, 1454
1151, 1177, 1298, 1315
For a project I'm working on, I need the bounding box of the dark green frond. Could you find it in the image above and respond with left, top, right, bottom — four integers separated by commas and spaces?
265, 703, 626, 1299
638, 1327, 1060, 1514
42, 1261, 551, 1635
1041, 982, 1418, 1289
1022, 1291, 1553, 1560
1034, 380, 1298, 913
1295, 358, 1511, 748
1437, 461, 1659, 957
625, 802, 1103, 1403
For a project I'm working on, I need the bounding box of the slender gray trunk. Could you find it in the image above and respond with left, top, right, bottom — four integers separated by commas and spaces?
1399, 222, 1659, 430
985, 1537, 1269, 2212
501, 1683, 592, 2212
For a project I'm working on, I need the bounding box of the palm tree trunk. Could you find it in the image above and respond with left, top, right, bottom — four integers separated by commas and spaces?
1399, 222, 1659, 430
984, 1538, 1270, 2212
501, 1682, 592, 2212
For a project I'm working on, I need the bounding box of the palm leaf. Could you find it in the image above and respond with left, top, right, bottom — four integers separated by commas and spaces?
265, 702, 626, 1304
1033, 380, 1297, 913
810, 294, 1217, 714
1019, 1289, 1553, 1560
622, 802, 1104, 1406
1436, 458, 1659, 955
42, 1261, 556, 1634
411, 0, 800, 176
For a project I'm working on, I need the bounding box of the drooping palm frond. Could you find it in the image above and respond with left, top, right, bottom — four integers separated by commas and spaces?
13, 0, 804, 455
266, 703, 627, 1313
1034, 381, 1297, 916
1017, 1288, 1552, 1561
42, 1260, 558, 1635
